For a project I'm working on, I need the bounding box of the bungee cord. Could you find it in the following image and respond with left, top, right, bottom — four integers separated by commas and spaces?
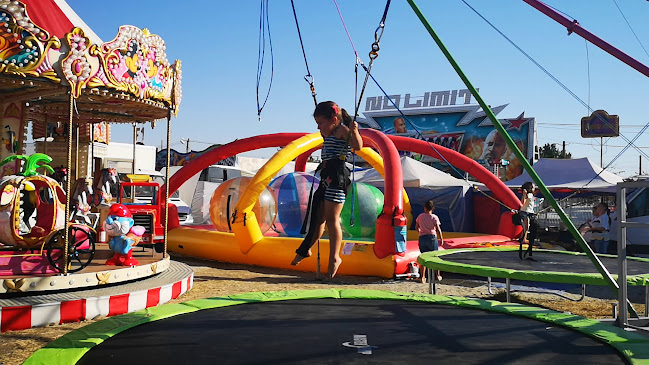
256, 0, 274, 122
333, 0, 514, 211
613, 0, 649, 61
290, 0, 317, 107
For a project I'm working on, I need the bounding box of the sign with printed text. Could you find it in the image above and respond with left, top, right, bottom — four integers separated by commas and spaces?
360, 94, 535, 181
581, 110, 619, 138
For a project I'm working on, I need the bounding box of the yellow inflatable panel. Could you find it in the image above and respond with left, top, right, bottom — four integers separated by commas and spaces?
231, 135, 415, 254
232, 133, 323, 253
169, 227, 396, 278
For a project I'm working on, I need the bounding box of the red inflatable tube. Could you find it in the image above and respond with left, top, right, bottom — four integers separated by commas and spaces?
359, 129, 407, 259
160, 133, 307, 203
386, 135, 521, 210
294, 147, 320, 172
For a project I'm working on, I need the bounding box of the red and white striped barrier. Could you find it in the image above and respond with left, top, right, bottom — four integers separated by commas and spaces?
0, 273, 193, 332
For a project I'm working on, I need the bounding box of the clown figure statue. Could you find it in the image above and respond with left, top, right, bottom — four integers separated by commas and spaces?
104, 204, 145, 266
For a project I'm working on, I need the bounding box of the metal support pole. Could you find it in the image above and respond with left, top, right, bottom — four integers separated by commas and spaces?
618, 186, 629, 327
522, 0, 649, 78
406, 0, 636, 316
645, 285, 648, 317
430, 268, 436, 295
506, 278, 511, 302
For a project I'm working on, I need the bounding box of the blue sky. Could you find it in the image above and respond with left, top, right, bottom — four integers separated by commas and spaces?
65, 0, 649, 177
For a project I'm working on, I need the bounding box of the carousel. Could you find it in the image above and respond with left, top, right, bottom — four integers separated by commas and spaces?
0, 0, 192, 332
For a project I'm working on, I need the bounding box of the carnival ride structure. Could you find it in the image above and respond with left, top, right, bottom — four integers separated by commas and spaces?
164, 131, 523, 278
25, 289, 649, 365
0, 0, 193, 333
0, 153, 96, 275
419, 247, 649, 309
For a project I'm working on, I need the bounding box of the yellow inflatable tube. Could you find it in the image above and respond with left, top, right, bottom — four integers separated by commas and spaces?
232, 133, 323, 253
232, 133, 413, 254
168, 228, 396, 278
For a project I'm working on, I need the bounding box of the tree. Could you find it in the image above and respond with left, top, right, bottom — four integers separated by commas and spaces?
540, 143, 571, 159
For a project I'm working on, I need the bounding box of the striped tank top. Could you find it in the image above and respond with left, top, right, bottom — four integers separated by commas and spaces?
321, 135, 350, 161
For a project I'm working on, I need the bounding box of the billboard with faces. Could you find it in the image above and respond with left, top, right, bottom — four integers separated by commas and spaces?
361, 92, 535, 181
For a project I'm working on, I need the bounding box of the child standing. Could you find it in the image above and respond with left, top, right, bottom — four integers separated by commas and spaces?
416, 200, 444, 283
518, 181, 538, 260
290, 101, 363, 279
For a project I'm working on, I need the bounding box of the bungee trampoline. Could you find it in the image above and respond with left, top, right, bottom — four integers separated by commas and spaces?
418, 247, 649, 307
25, 289, 649, 364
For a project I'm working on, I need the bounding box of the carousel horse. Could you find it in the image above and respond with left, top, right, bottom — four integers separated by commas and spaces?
94, 168, 119, 205
71, 178, 95, 225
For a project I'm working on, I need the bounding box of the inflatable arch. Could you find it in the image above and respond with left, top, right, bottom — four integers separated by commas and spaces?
163, 132, 521, 256
387, 135, 521, 210
161, 133, 308, 202
232, 130, 408, 257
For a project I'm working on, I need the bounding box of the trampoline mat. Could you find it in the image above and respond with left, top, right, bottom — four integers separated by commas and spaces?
78, 298, 626, 364
440, 250, 649, 275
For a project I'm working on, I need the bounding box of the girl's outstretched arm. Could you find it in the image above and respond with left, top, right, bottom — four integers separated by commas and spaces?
349, 122, 363, 151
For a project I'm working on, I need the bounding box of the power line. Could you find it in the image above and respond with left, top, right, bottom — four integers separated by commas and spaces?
538, 139, 649, 149
536, 122, 648, 129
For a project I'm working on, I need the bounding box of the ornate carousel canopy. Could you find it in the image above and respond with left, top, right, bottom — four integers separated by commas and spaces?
0, 0, 182, 125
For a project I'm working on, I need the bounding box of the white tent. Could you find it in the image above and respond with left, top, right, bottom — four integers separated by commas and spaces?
504, 157, 623, 193
355, 156, 472, 188
237, 156, 319, 176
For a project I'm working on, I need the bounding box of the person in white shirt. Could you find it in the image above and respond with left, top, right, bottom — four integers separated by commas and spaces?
518, 181, 538, 260
587, 202, 610, 254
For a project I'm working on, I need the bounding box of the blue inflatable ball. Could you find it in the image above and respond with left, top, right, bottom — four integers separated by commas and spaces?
341, 182, 384, 238
269, 172, 319, 237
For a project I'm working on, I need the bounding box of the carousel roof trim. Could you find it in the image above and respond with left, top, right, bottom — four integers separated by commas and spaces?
0, 1, 182, 124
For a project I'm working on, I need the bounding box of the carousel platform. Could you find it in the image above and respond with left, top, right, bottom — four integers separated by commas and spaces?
0, 244, 172, 294
0, 246, 193, 332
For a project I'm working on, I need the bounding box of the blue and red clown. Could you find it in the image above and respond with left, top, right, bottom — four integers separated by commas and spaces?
104, 204, 145, 266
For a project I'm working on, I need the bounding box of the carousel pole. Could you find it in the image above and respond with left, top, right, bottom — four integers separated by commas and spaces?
75, 123, 79, 180
132, 122, 137, 175
163, 112, 171, 259
163, 66, 176, 260
63, 90, 75, 275
91, 122, 95, 178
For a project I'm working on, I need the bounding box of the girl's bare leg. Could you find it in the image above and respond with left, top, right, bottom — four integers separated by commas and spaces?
291, 212, 326, 266
324, 200, 344, 279
519, 216, 529, 259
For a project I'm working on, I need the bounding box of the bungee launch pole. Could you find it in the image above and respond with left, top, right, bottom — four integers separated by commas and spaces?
406, 0, 637, 317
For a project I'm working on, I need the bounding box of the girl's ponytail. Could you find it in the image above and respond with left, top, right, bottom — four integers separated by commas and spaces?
340, 108, 352, 127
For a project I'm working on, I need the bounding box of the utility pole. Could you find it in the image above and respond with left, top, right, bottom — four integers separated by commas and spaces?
640, 155, 642, 175
562, 140, 566, 158
180, 138, 190, 153
600, 137, 604, 168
